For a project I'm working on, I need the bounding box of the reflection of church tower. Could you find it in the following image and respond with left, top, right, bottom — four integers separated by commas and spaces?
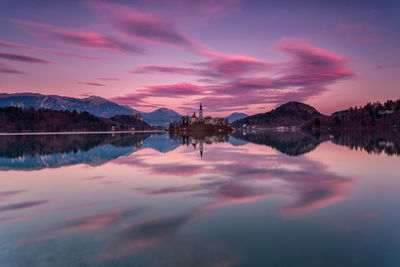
199, 103, 203, 122
199, 139, 203, 158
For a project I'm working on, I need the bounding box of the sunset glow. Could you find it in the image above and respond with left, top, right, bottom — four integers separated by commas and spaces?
1, 0, 399, 116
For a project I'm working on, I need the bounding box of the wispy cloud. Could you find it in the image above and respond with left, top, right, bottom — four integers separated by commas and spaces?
11, 19, 144, 54
0, 40, 100, 60
0, 200, 50, 212
0, 63, 25, 74
0, 51, 50, 63
89, 2, 196, 48
113, 39, 353, 114
78, 82, 105, 87
98, 77, 119, 81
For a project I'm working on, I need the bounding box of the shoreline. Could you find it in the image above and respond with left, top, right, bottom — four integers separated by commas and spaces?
0, 130, 165, 136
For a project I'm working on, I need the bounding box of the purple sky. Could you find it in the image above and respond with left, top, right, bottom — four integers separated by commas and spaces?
0, 0, 399, 116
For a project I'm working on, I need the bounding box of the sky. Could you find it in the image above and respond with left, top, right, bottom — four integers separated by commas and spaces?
0, 0, 399, 116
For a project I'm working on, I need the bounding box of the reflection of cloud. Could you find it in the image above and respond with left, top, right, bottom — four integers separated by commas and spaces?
0, 215, 31, 224
121, 142, 353, 217
0, 190, 26, 202
30, 207, 145, 243
0, 200, 50, 212
80, 175, 106, 181
101, 214, 193, 258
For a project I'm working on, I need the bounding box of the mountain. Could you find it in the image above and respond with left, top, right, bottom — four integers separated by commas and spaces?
0, 93, 139, 118
227, 112, 248, 123
142, 108, 181, 127
233, 102, 324, 127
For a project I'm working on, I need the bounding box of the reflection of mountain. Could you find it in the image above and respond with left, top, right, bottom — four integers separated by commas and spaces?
141, 134, 181, 153
228, 136, 248, 146
233, 131, 322, 156
0, 145, 135, 171
0, 133, 151, 170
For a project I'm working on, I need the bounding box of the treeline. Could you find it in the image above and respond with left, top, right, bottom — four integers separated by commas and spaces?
0, 106, 152, 132
307, 99, 400, 130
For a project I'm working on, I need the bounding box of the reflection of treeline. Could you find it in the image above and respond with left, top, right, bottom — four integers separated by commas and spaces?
306, 99, 400, 130
0, 133, 151, 158
328, 130, 400, 156
233, 131, 322, 156
233, 129, 400, 157
0, 107, 152, 132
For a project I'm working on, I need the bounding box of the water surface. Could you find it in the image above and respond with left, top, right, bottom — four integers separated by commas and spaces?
0, 132, 399, 266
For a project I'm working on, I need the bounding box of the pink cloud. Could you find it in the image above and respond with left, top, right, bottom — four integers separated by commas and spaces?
0, 40, 31, 49
164, 0, 241, 16
201, 55, 271, 78
113, 40, 353, 114
132, 55, 271, 79
0, 51, 50, 64
131, 65, 211, 76
78, 82, 105, 87
277, 38, 353, 84
0, 40, 100, 60
90, 2, 195, 47
11, 19, 143, 54
98, 77, 119, 81
0, 63, 25, 75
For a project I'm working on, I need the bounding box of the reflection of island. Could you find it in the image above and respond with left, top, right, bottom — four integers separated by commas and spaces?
169, 132, 230, 157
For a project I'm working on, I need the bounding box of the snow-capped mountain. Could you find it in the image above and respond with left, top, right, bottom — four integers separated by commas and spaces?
0, 93, 139, 118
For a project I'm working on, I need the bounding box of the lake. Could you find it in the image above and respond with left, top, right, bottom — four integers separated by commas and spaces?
0, 131, 399, 266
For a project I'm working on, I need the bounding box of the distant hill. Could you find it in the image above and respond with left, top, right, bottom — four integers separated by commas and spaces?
0, 93, 139, 118
233, 102, 324, 127
227, 112, 248, 123
0, 106, 152, 132
142, 108, 181, 127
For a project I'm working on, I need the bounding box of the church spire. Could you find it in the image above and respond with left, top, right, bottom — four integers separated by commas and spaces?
199, 103, 203, 122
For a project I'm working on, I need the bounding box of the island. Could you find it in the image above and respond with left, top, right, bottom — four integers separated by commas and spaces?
167, 103, 234, 135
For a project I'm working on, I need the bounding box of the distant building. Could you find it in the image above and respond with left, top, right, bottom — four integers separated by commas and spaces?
205, 116, 214, 125
199, 103, 203, 122
378, 110, 394, 115
191, 112, 197, 123
133, 113, 143, 121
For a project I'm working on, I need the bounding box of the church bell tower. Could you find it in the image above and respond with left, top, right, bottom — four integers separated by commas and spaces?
199, 103, 203, 122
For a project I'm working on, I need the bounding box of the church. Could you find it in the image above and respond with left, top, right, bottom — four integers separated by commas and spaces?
187, 103, 227, 126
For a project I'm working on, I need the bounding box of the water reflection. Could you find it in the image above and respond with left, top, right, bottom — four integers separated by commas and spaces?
0, 131, 399, 266
0, 130, 398, 171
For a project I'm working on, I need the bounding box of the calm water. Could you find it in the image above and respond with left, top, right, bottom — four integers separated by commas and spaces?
0, 131, 399, 267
